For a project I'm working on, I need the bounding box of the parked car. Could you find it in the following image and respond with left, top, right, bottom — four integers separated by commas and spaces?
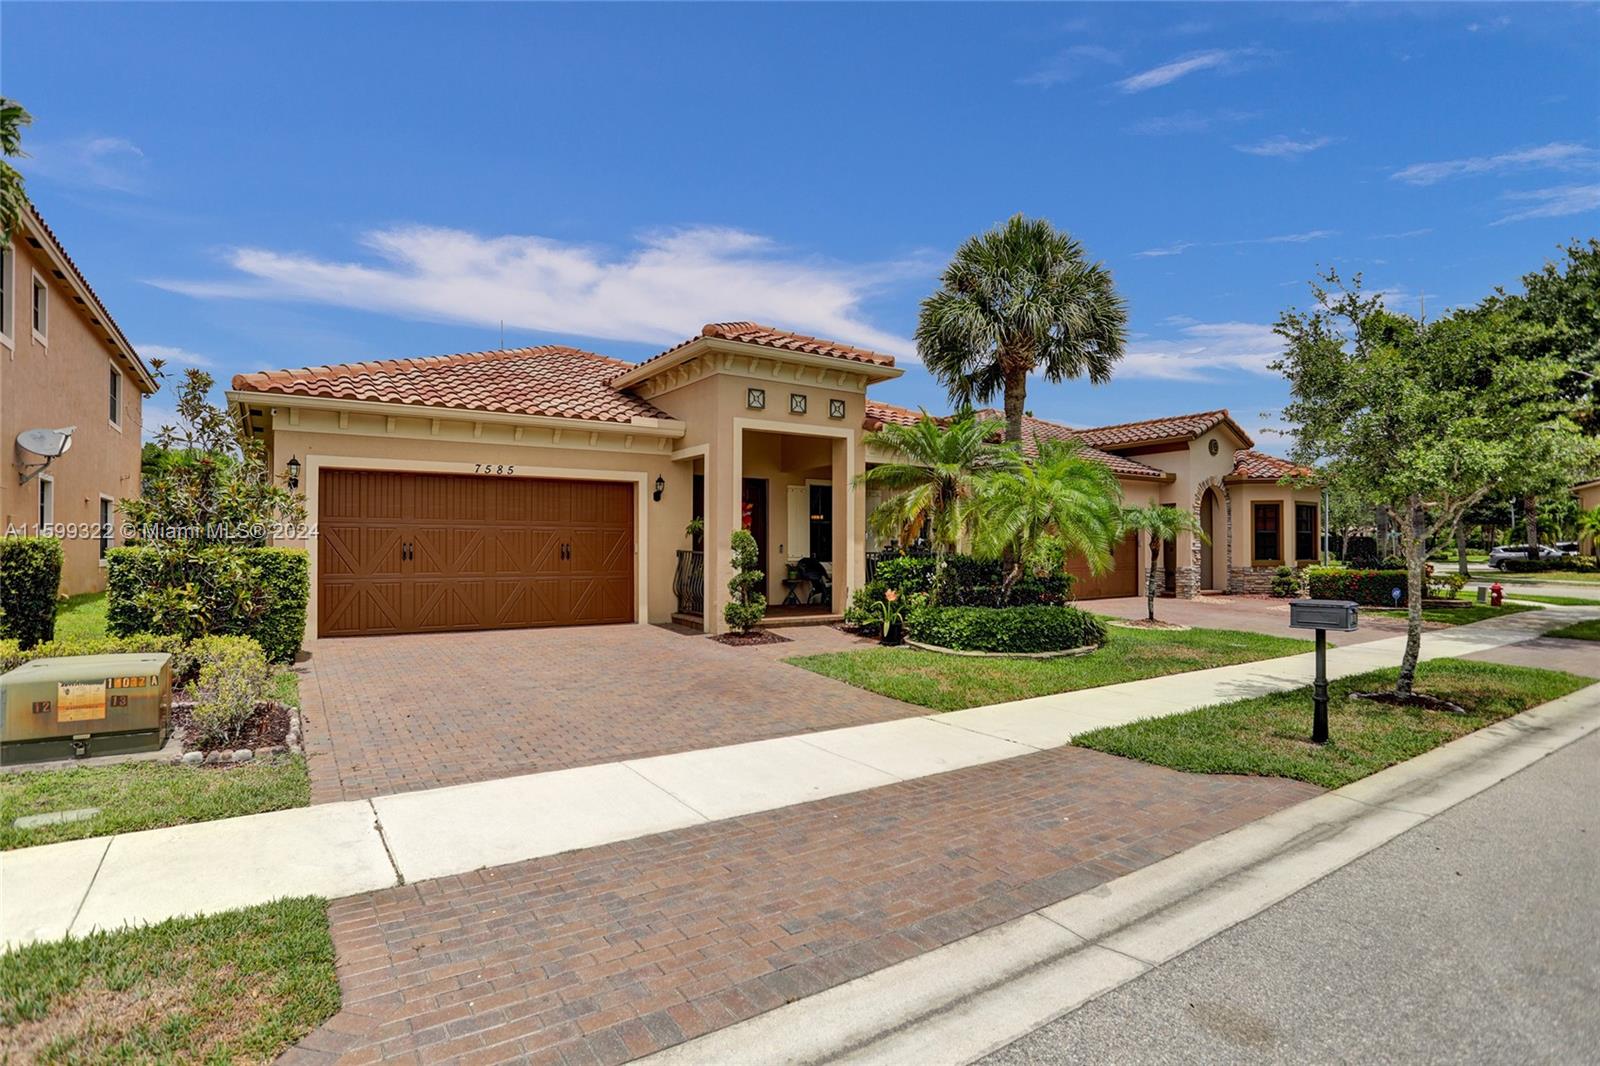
1555, 541, 1580, 557
1488, 544, 1564, 568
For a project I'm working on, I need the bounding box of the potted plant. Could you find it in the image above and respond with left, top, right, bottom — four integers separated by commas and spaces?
874, 588, 905, 646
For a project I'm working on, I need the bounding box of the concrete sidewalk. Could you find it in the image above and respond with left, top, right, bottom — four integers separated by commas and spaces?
2, 605, 1589, 950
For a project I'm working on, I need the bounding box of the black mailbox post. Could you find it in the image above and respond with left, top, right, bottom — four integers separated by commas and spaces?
1289, 599, 1360, 744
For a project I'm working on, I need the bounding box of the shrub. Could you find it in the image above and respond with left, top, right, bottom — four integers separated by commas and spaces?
931, 554, 1071, 608
191, 638, 271, 747
906, 604, 1106, 654
1340, 536, 1380, 568
1499, 557, 1598, 573
0, 536, 63, 649
723, 529, 766, 634
0, 633, 187, 676
873, 554, 936, 594
1269, 566, 1302, 598
844, 581, 888, 628
107, 546, 309, 662
1427, 572, 1468, 599
1305, 567, 1410, 606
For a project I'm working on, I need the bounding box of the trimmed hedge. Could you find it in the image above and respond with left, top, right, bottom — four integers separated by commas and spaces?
0, 536, 63, 649
107, 546, 309, 662
906, 604, 1106, 654
1306, 567, 1410, 606
931, 555, 1072, 608
0, 633, 264, 687
1497, 557, 1599, 574
872, 554, 936, 594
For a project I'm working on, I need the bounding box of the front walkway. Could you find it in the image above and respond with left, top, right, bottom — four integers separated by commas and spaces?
299, 624, 911, 802
6, 606, 1581, 951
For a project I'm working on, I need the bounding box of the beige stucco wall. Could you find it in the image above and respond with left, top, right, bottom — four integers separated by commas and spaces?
257, 407, 687, 637
1, 235, 147, 595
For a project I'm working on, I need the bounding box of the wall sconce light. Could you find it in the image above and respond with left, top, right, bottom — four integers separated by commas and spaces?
653, 475, 665, 502
285, 456, 301, 490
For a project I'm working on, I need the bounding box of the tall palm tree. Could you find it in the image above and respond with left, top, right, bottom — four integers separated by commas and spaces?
1120, 503, 1208, 623
975, 437, 1123, 586
1, 97, 33, 246
857, 412, 1018, 553
917, 214, 1128, 444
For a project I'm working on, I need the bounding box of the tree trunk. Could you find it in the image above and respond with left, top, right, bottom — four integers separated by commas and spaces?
1002, 362, 1028, 445
1523, 495, 1540, 559
1146, 539, 1160, 622
1396, 498, 1427, 697
1455, 523, 1469, 577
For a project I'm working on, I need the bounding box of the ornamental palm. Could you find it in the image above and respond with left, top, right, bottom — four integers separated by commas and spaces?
1578, 505, 1600, 564
857, 412, 1018, 553
1, 97, 33, 247
1119, 502, 1208, 623
974, 438, 1123, 587
917, 214, 1128, 444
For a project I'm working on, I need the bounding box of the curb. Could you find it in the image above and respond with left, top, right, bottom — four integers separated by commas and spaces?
640, 681, 1600, 1066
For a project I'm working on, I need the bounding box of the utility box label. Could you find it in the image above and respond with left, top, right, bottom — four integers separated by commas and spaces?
56, 682, 107, 722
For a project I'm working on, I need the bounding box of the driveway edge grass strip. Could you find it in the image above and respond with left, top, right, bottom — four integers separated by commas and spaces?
1072, 659, 1589, 789
786, 625, 1313, 713
1546, 619, 1600, 641
1367, 603, 1540, 626
0, 896, 338, 1065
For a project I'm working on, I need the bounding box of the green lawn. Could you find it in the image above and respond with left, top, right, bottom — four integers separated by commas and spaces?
1500, 592, 1600, 606
1547, 619, 1600, 641
1073, 659, 1588, 790
1, 669, 308, 850
1487, 569, 1600, 585
1369, 603, 1539, 626
787, 625, 1312, 713
52, 592, 109, 641
0, 897, 338, 1064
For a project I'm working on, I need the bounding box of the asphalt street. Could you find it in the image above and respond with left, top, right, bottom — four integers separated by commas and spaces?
981, 729, 1600, 1065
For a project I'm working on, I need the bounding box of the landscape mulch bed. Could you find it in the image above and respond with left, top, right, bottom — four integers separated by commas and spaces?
1111, 618, 1189, 630
170, 699, 294, 753
710, 629, 793, 647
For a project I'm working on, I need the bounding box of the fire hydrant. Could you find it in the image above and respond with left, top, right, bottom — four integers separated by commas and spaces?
1490, 583, 1504, 607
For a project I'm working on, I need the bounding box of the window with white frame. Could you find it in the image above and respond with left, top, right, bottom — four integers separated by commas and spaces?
38, 475, 54, 532
31, 272, 48, 340
100, 497, 115, 561
109, 364, 123, 427
0, 246, 12, 341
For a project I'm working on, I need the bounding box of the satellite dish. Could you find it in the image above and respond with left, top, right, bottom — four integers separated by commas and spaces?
15, 426, 74, 485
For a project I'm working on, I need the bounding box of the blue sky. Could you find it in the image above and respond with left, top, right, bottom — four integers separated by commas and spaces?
7, 2, 1597, 454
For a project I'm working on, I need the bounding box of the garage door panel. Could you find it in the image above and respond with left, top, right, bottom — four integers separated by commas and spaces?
1068, 533, 1139, 600
318, 470, 633, 636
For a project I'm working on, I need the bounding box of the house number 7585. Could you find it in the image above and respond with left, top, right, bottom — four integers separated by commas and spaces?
474, 464, 517, 475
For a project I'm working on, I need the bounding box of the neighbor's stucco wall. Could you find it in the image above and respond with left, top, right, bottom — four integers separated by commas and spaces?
0, 235, 146, 595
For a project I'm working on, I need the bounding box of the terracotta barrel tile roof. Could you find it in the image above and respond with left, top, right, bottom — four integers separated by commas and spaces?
1228, 449, 1314, 482
1076, 409, 1251, 449
620, 322, 900, 384
862, 399, 928, 428
232, 346, 672, 424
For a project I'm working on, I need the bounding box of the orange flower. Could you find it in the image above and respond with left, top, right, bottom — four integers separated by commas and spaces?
885, 588, 899, 602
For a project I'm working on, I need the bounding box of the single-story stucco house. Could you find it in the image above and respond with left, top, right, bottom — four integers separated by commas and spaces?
230, 322, 1320, 638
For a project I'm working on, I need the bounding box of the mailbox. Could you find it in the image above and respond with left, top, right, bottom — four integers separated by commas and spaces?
1289, 599, 1359, 632
1, 653, 172, 766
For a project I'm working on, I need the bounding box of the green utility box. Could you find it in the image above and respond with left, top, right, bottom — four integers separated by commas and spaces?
1, 653, 173, 766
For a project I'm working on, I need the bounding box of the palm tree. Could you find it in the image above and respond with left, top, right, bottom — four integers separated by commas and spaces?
917, 214, 1128, 444
974, 437, 1123, 587
1120, 503, 1208, 623
1577, 505, 1600, 565
857, 412, 1018, 553
1, 97, 33, 246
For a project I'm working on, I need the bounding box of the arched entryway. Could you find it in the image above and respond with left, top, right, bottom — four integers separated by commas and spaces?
1200, 487, 1217, 589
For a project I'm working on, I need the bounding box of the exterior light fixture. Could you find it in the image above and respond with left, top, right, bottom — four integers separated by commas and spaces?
285, 456, 301, 489
653, 476, 665, 502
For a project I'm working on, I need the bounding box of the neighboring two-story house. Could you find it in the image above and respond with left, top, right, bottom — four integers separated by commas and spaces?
1, 204, 158, 594
230, 322, 1321, 638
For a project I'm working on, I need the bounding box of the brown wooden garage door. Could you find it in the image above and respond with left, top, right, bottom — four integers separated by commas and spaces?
318, 470, 634, 637
1067, 532, 1140, 600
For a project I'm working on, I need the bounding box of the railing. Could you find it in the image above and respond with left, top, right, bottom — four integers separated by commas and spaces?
866, 546, 934, 583
674, 549, 705, 616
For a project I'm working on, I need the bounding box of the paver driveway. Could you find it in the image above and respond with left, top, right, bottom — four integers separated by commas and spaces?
298, 624, 919, 802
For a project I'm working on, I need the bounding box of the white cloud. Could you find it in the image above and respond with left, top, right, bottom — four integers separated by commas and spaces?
153, 225, 919, 360
1491, 184, 1600, 225
1250, 229, 1337, 244
1391, 142, 1596, 186
1116, 49, 1255, 93
1234, 135, 1336, 159
1118, 321, 1284, 381
1134, 241, 1197, 259
1127, 108, 1257, 135
23, 136, 148, 193
1370, 228, 1433, 240
1018, 45, 1122, 88
138, 343, 213, 368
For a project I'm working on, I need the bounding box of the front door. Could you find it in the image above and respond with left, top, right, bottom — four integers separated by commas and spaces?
741, 477, 768, 589
1200, 490, 1216, 589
